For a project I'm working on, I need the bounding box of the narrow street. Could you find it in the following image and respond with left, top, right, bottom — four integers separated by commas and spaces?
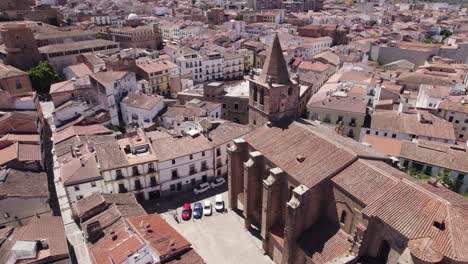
41, 101, 92, 264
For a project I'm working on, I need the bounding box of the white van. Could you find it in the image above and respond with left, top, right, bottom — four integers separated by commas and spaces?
215, 194, 224, 212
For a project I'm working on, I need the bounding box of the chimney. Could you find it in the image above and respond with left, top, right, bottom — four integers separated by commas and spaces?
80, 158, 85, 167
296, 155, 306, 163
111, 231, 117, 241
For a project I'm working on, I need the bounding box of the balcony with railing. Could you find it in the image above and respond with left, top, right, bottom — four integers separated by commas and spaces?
134, 181, 143, 190
118, 185, 128, 193
189, 168, 198, 175
252, 101, 264, 111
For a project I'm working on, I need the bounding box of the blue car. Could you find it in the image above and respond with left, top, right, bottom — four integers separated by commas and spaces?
193, 202, 203, 219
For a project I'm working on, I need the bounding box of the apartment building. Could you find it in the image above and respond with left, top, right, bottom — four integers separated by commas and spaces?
136, 59, 178, 96
223, 52, 244, 80
436, 98, 468, 141
176, 51, 205, 83
203, 52, 224, 81
55, 122, 249, 203
89, 71, 138, 126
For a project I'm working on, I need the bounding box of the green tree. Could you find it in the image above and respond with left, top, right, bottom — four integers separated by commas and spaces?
440, 29, 452, 38
437, 171, 456, 191
235, 15, 243, 21
47, 17, 60, 27
96, 32, 105, 39
27, 61, 62, 96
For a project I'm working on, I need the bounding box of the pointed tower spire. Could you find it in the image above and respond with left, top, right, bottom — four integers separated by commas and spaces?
259, 34, 290, 85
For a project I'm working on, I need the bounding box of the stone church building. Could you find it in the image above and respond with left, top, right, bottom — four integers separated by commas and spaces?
227, 35, 467, 264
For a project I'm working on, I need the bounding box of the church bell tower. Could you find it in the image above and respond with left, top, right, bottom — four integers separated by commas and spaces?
248, 34, 299, 128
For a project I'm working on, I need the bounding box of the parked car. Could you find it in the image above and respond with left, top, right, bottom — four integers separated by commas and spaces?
181, 203, 191, 220
215, 194, 224, 212
203, 200, 212, 216
193, 202, 203, 219
193, 182, 210, 195
210, 177, 226, 188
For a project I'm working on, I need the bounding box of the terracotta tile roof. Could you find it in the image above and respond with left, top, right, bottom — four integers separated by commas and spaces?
332, 159, 401, 205
89, 224, 138, 264
0, 133, 40, 143
307, 94, 367, 114
362, 180, 468, 262
258, 34, 290, 85
17, 215, 68, 259
121, 92, 164, 110
298, 61, 330, 73
0, 63, 27, 79
313, 51, 340, 66
102, 193, 146, 217
162, 105, 208, 120
53, 124, 112, 144
126, 214, 192, 258
0, 225, 24, 264
137, 60, 177, 73
61, 152, 102, 186
91, 71, 129, 87
206, 122, 251, 146
396, 73, 454, 86
82, 204, 122, 240
75, 192, 106, 219
81, 193, 145, 242
38, 39, 117, 54
164, 248, 205, 264
0, 111, 38, 136
65, 63, 92, 77
363, 135, 403, 157
17, 143, 41, 161
299, 222, 352, 264
399, 140, 468, 173
0, 143, 18, 165
0, 168, 48, 198
339, 71, 371, 83
109, 234, 145, 263
152, 135, 212, 162
370, 111, 456, 141
438, 98, 468, 114
242, 120, 386, 188
94, 140, 130, 170
49, 75, 91, 94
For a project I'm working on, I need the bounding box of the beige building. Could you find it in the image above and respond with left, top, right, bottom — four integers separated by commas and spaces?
307, 95, 367, 140
137, 60, 178, 97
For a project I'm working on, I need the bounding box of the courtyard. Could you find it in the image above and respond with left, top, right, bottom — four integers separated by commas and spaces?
142, 189, 273, 264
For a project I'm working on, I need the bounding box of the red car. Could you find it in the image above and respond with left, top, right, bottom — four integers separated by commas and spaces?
181, 203, 191, 220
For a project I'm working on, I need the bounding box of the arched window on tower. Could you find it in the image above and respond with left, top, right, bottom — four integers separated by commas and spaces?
340, 210, 347, 224
253, 86, 258, 102
288, 87, 293, 96
260, 89, 265, 105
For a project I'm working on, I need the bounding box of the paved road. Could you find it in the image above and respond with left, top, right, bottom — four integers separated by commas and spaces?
145, 190, 273, 264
